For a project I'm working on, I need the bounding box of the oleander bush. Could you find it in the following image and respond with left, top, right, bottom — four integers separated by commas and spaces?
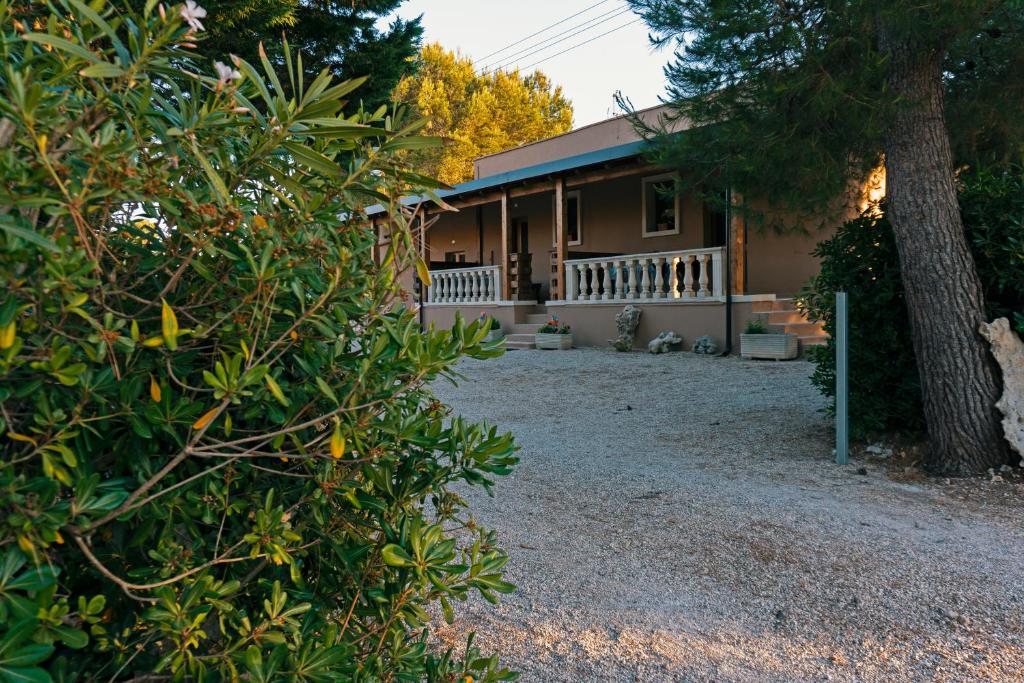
0, 1, 518, 680
800, 167, 1024, 439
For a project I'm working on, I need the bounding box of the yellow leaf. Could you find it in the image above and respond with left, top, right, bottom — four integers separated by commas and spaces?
161, 299, 179, 351
130, 319, 140, 341
240, 339, 250, 361
149, 375, 161, 402
330, 420, 345, 459
253, 215, 268, 230
141, 336, 164, 348
264, 375, 289, 407
192, 406, 219, 431
36, 134, 47, 153
8, 431, 37, 446
17, 535, 33, 553
224, 412, 232, 437
289, 330, 298, 341
415, 255, 432, 287
54, 531, 64, 545
0, 321, 15, 349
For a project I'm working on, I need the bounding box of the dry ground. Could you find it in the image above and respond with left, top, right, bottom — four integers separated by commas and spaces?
429, 348, 1024, 682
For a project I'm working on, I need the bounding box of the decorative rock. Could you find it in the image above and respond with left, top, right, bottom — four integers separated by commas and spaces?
979, 318, 1024, 457
648, 331, 682, 354
692, 335, 718, 355
609, 305, 642, 351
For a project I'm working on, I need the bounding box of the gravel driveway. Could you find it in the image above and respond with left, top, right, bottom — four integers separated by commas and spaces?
430, 348, 1024, 682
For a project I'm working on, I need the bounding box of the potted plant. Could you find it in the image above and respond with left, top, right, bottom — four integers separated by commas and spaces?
479, 312, 503, 342
535, 316, 573, 350
740, 317, 798, 360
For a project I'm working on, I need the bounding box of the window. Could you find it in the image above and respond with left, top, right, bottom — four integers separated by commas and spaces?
703, 191, 728, 247
551, 190, 582, 247
642, 174, 680, 237
444, 250, 466, 263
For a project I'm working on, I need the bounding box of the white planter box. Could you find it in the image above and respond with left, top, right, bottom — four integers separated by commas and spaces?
740, 333, 798, 360
535, 333, 573, 350
483, 329, 504, 343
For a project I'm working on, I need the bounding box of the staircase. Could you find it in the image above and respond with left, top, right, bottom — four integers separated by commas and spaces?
503, 306, 549, 350
752, 298, 827, 351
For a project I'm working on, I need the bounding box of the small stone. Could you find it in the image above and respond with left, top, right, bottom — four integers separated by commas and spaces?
648, 330, 683, 354
856, 467, 868, 475
692, 335, 718, 355
979, 318, 1024, 456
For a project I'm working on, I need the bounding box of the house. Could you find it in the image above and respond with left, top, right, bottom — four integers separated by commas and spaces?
368, 105, 856, 351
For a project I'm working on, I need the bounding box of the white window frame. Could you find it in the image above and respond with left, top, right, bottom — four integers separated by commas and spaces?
552, 190, 583, 247
641, 173, 681, 238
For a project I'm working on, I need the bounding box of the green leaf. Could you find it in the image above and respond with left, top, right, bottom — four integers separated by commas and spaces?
78, 63, 125, 79
22, 33, 99, 63
0, 218, 58, 252
380, 544, 414, 567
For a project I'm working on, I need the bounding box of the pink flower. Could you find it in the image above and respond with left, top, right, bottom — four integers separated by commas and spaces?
179, 0, 206, 32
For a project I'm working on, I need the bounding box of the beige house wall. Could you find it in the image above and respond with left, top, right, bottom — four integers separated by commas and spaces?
424, 300, 762, 351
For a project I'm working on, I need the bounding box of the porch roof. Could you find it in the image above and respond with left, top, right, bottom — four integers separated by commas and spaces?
363, 139, 648, 216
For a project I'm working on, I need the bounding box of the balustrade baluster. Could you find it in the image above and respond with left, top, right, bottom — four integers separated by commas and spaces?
698, 254, 710, 297
578, 264, 588, 300
653, 256, 665, 299
682, 255, 695, 298
639, 258, 651, 298
711, 251, 723, 297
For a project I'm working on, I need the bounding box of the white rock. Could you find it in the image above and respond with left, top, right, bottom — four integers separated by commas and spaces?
648, 330, 683, 354
979, 318, 1024, 457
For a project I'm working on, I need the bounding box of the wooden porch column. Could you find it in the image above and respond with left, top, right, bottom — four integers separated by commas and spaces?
730, 190, 747, 295
553, 178, 569, 300
500, 190, 510, 301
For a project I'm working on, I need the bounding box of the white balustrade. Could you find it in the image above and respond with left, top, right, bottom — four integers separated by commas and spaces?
563, 247, 725, 302
427, 265, 502, 304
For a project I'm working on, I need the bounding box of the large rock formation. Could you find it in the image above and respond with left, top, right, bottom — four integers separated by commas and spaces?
609, 305, 642, 351
649, 331, 682, 354
979, 318, 1024, 458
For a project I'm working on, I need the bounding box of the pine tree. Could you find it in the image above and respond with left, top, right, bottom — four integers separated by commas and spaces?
626, 0, 1024, 474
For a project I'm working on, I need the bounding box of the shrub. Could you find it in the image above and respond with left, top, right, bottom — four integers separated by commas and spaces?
742, 318, 766, 335
800, 167, 1024, 439
0, 2, 517, 680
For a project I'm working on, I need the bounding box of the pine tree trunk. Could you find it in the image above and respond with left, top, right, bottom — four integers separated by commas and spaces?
880, 37, 1007, 474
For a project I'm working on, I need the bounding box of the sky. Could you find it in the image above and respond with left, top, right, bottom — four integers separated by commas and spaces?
384, 0, 673, 128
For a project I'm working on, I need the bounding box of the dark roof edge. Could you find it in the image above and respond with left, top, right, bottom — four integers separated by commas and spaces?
364, 139, 650, 216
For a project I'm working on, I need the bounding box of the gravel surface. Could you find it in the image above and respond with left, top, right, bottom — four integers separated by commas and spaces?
429, 348, 1024, 682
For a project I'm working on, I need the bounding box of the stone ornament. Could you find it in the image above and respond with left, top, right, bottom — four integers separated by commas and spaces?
649, 331, 683, 354
609, 305, 642, 351
979, 317, 1024, 457
692, 335, 718, 355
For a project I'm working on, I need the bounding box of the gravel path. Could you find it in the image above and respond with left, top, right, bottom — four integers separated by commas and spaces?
430, 348, 1024, 682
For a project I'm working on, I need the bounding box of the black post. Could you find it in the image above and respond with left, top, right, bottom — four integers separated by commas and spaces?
721, 186, 733, 355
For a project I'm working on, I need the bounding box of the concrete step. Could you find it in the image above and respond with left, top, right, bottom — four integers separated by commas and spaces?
504, 333, 537, 343
525, 313, 550, 324
768, 321, 825, 336
504, 340, 536, 350
508, 324, 541, 335
799, 334, 828, 347
765, 309, 806, 325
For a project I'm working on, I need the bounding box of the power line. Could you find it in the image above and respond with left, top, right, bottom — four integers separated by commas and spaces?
475, 0, 615, 64
517, 18, 642, 72
479, 5, 633, 76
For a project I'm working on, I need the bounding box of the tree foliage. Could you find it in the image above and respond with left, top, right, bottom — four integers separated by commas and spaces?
394, 44, 574, 184
624, 0, 1024, 207
141, 0, 423, 111
0, 1, 518, 679
801, 168, 1024, 439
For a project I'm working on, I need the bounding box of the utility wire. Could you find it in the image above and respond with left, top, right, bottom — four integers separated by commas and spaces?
479, 5, 633, 76
516, 18, 642, 72
475, 0, 615, 64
